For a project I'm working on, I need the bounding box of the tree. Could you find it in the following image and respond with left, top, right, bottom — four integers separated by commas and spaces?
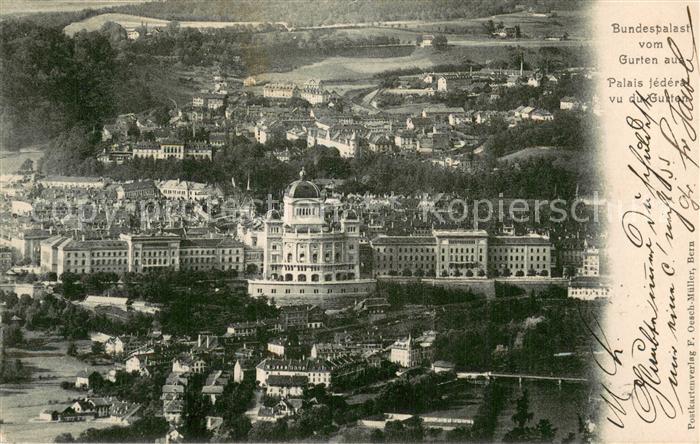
19, 158, 34, 172
535, 419, 557, 441
88, 371, 104, 390
512, 390, 534, 429
515, 270, 525, 277
401, 268, 413, 277
3, 324, 24, 347
433, 35, 448, 50
66, 342, 78, 356
91, 341, 104, 355
53, 432, 75, 442
245, 264, 259, 275
482, 19, 496, 35
503, 389, 557, 442
99, 21, 128, 44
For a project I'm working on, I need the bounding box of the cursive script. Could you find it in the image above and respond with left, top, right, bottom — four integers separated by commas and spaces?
600, 5, 699, 429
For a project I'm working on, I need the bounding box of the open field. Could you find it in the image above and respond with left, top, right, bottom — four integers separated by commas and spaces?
0, 148, 44, 174
255, 49, 437, 83
253, 37, 589, 83
1, 332, 114, 443
380, 9, 592, 40
64, 12, 289, 35
0, 0, 148, 16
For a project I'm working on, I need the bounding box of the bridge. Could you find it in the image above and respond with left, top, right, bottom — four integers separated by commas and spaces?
455, 371, 587, 386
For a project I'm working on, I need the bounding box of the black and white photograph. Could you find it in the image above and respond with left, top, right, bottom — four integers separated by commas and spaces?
0, 0, 697, 443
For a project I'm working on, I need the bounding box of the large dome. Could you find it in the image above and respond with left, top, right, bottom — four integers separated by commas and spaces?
286, 180, 320, 198
285, 168, 320, 199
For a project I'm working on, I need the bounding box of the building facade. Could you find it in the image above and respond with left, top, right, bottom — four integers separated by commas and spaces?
256, 358, 331, 387
369, 231, 552, 278
248, 170, 375, 305
389, 331, 437, 368
40, 234, 245, 275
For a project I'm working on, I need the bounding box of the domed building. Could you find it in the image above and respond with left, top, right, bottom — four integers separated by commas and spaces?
248, 169, 375, 307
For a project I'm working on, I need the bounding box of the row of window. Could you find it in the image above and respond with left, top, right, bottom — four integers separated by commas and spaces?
256, 286, 363, 295
491, 255, 548, 262
377, 255, 434, 262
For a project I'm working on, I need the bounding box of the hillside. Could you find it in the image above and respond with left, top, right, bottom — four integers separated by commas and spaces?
108, 0, 587, 27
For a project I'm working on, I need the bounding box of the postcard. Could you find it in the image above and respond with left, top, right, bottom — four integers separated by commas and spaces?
0, 1, 697, 443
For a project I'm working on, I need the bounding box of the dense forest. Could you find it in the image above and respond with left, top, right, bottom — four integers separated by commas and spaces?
110, 0, 585, 26
0, 20, 164, 149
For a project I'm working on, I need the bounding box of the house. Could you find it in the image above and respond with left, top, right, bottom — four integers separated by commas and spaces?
406, 117, 433, 131
157, 179, 221, 201
125, 353, 154, 376
75, 371, 90, 388
88, 397, 113, 418
258, 398, 304, 421
39, 410, 58, 421
202, 370, 229, 404
354, 297, 390, 319
560, 96, 581, 111
367, 133, 394, 153
530, 109, 554, 122
527, 76, 540, 87
301, 79, 329, 105
233, 359, 255, 383
516, 106, 535, 119
394, 130, 417, 151
263, 82, 299, 99
161, 385, 186, 405
418, 34, 434, 47
172, 355, 207, 374
109, 399, 142, 424
448, 112, 471, 126
267, 338, 290, 357
266, 375, 307, 398
256, 358, 332, 388
70, 400, 95, 416
421, 106, 465, 121
104, 336, 124, 355
309, 343, 369, 360
277, 305, 325, 331
192, 93, 227, 110
226, 321, 267, 339
436, 76, 471, 92
115, 180, 159, 200
163, 399, 184, 424
209, 132, 227, 148
307, 126, 360, 158
164, 427, 184, 443
206, 416, 224, 433
389, 331, 437, 368
568, 276, 611, 300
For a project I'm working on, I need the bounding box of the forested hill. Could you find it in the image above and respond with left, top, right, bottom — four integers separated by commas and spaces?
110, 0, 585, 26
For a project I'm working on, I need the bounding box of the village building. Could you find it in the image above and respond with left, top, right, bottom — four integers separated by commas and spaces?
263, 82, 299, 99
389, 331, 437, 367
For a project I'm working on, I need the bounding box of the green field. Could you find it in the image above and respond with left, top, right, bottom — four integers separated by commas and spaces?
64, 12, 289, 35
0, 1, 148, 17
